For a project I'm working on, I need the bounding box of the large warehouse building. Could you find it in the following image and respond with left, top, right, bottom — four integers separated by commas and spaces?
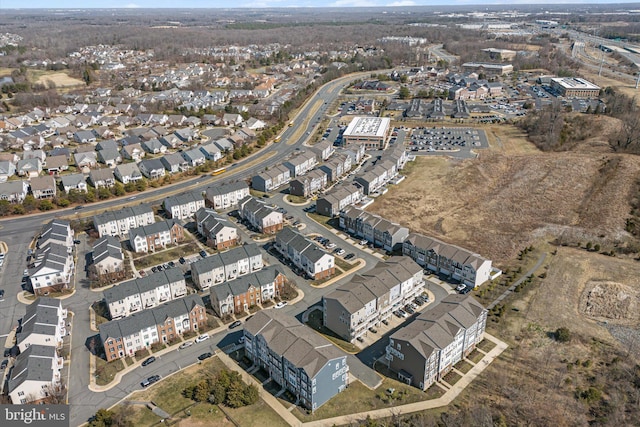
342, 116, 391, 150
550, 77, 600, 99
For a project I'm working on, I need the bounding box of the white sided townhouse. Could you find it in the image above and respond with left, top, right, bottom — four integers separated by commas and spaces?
27, 243, 75, 296
274, 227, 335, 280
15, 297, 67, 352
403, 232, 493, 288
205, 181, 250, 210
251, 164, 291, 193
191, 243, 263, 290
103, 268, 188, 320
94, 204, 155, 238
386, 294, 487, 391
322, 257, 424, 343
283, 151, 318, 177
8, 344, 64, 404
163, 191, 205, 220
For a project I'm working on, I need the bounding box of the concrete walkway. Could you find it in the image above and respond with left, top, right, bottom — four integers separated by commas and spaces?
487, 253, 547, 311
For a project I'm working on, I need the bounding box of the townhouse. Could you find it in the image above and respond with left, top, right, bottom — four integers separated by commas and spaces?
209, 265, 286, 316
163, 191, 205, 220
386, 294, 487, 390
318, 153, 352, 182
354, 161, 397, 195
91, 236, 124, 276
129, 219, 184, 253
309, 139, 335, 162
244, 310, 349, 412
339, 207, 409, 251
205, 181, 250, 210
191, 243, 263, 290
251, 164, 291, 193
283, 151, 318, 177
316, 183, 363, 217
103, 268, 188, 320
8, 344, 64, 404
29, 175, 57, 200
28, 243, 75, 295
322, 257, 424, 343
289, 169, 328, 198
93, 204, 155, 238
238, 196, 283, 234
274, 227, 335, 280
99, 294, 207, 361
36, 219, 74, 250
15, 298, 67, 352
403, 232, 493, 288
195, 207, 238, 250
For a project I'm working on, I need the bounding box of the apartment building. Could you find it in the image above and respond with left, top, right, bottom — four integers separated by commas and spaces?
195, 207, 238, 250
128, 219, 184, 253
244, 310, 349, 412
239, 196, 283, 234
339, 207, 409, 251
403, 232, 493, 288
94, 204, 155, 238
323, 257, 424, 343
386, 294, 487, 390
274, 227, 335, 280
100, 294, 207, 362
163, 191, 206, 220
209, 266, 286, 316
103, 268, 188, 320
191, 244, 263, 290
205, 181, 250, 210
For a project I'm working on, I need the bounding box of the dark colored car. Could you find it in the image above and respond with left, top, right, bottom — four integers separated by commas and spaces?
141, 375, 161, 388
179, 257, 186, 264
229, 320, 242, 329
141, 356, 156, 367
344, 253, 355, 260
199, 250, 208, 258
198, 352, 213, 361
0, 359, 7, 370
0, 289, 4, 299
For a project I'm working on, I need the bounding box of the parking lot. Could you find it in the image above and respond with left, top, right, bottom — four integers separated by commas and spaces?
407, 126, 488, 158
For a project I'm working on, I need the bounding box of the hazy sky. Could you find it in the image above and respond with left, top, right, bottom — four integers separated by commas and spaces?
1, 0, 638, 8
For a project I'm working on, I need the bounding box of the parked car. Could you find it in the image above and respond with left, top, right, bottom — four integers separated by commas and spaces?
179, 257, 186, 264
0, 289, 4, 300
398, 309, 408, 318
199, 250, 208, 258
198, 352, 213, 361
461, 286, 473, 294
326, 243, 336, 249
0, 359, 7, 370
151, 266, 158, 273
73, 239, 81, 244
195, 333, 210, 343
157, 265, 164, 272
360, 240, 368, 245
229, 320, 242, 329
141, 375, 161, 388
141, 356, 156, 367
344, 253, 355, 260
455, 284, 466, 292
179, 341, 194, 350
275, 301, 288, 309
335, 249, 346, 256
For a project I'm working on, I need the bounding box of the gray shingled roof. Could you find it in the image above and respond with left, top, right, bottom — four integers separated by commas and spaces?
210, 265, 284, 301
92, 236, 123, 265
103, 268, 184, 305
206, 181, 248, 197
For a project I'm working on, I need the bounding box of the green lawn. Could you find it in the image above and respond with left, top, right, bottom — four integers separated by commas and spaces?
94, 357, 125, 386
335, 257, 357, 273
286, 194, 307, 204
224, 399, 289, 427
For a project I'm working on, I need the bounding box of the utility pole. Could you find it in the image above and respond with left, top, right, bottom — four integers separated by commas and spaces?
636, 71, 640, 89
598, 50, 604, 76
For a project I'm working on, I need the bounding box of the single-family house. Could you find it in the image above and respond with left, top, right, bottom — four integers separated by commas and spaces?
29, 176, 57, 199
17, 158, 42, 178
0, 180, 29, 203
181, 148, 206, 167
60, 173, 88, 193
138, 158, 166, 180
114, 163, 143, 184
88, 168, 116, 188
121, 143, 145, 162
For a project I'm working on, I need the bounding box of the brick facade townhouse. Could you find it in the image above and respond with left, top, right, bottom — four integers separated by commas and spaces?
195, 207, 238, 250
191, 243, 263, 290
238, 196, 283, 234
244, 310, 349, 412
322, 257, 424, 343
93, 205, 155, 238
163, 191, 206, 220
205, 181, 250, 210
209, 265, 286, 316
129, 219, 184, 253
100, 295, 206, 362
274, 227, 335, 280
386, 294, 487, 390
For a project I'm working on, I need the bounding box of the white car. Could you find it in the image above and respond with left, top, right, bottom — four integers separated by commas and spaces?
326, 243, 336, 249
195, 334, 210, 343
275, 301, 288, 309
178, 341, 194, 350
336, 249, 346, 256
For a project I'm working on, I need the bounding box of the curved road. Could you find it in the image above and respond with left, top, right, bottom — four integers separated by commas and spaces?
0, 70, 383, 426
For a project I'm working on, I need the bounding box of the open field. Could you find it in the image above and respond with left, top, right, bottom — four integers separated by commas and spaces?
370, 122, 640, 263
27, 70, 85, 88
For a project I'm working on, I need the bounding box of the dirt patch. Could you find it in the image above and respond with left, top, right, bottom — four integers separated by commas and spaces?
579, 281, 639, 322
32, 71, 84, 88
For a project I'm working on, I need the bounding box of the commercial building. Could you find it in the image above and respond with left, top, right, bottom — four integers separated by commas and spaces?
550, 77, 600, 99
342, 116, 391, 150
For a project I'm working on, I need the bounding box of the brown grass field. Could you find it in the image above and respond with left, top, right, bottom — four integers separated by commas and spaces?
28, 70, 85, 88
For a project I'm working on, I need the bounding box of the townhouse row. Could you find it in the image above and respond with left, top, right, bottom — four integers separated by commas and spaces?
8, 298, 67, 404
274, 227, 335, 280
339, 207, 495, 288
191, 243, 264, 290
28, 219, 75, 296
244, 310, 349, 412
99, 294, 207, 362
386, 294, 487, 391
322, 257, 424, 343
238, 196, 283, 235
